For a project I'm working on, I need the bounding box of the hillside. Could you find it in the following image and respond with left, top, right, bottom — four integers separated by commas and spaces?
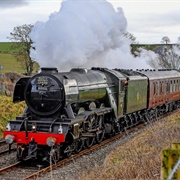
0, 54, 23, 74
0, 42, 39, 74
0, 42, 17, 54
0, 42, 22, 74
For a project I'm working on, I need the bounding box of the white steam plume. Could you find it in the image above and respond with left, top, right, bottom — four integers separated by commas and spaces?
30, 0, 151, 71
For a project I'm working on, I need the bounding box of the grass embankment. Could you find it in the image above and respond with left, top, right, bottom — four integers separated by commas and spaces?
0, 95, 25, 137
81, 113, 180, 180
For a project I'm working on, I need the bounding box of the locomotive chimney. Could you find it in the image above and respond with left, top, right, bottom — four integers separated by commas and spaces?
41, 67, 58, 73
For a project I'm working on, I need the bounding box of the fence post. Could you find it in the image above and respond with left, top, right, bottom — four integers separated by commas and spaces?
161, 143, 180, 179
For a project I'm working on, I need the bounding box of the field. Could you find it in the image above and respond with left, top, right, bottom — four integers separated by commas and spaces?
0, 42, 39, 74
0, 42, 17, 54
0, 54, 24, 74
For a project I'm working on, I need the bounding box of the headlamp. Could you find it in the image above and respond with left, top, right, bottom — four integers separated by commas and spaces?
32, 123, 37, 132
46, 137, 56, 147
5, 134, 15, 144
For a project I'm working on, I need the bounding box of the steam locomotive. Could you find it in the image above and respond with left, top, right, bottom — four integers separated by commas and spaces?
3, 67, 180, 162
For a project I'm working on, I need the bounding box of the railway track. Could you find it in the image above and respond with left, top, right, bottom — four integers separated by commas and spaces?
0, 109, 179, 179
0, 139, 16, 157
0, 148, 16, 156
23, 109, 180, 179
23, 123, 146, 180
0, 123, 144, 180
0, 140, 5, 145
0, 160, 48, 180
0, 161, 21, 174
0, 139, 9, 157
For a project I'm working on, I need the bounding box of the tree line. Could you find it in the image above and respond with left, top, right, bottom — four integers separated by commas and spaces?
8, 24, 180, 76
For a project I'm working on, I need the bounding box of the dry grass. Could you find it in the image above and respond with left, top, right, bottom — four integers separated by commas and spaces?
0, 95, 25, 137
81, 113, 180, 180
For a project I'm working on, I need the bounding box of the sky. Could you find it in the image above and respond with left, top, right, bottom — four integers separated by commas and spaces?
0, 0, 180, 44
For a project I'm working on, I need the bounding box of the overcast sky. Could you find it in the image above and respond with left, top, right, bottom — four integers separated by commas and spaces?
0, 0, 180, 44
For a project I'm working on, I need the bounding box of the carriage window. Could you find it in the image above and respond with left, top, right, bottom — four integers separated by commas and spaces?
167, 82, 170, 92
159, 82, 163, 94
170, 80, 173, 92
153, 83, 156, 95
156, 82, 158, 95
120, 81, 125, 92
176, 80, 178, 91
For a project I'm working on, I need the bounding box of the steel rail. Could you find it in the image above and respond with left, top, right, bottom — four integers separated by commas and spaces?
0, 140, 5, 145
0, 148, 16, 156
0, 161, 21, 174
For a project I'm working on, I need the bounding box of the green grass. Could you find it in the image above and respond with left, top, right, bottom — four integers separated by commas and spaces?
0, 42, 17, 54
0, 53, 24, 73
0, 42, 39, 74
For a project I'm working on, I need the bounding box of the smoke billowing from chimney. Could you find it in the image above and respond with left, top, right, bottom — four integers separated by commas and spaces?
30, 0, 151, 70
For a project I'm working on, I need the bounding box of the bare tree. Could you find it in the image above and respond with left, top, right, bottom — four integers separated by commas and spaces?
123, 31, 138, 44
148, 44, 180, 69
123, 31, 141, 56
161, 36, 170, 44
8, 24, 38, 76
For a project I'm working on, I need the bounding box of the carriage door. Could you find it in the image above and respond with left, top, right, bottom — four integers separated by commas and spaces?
118, 80, 125, 117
